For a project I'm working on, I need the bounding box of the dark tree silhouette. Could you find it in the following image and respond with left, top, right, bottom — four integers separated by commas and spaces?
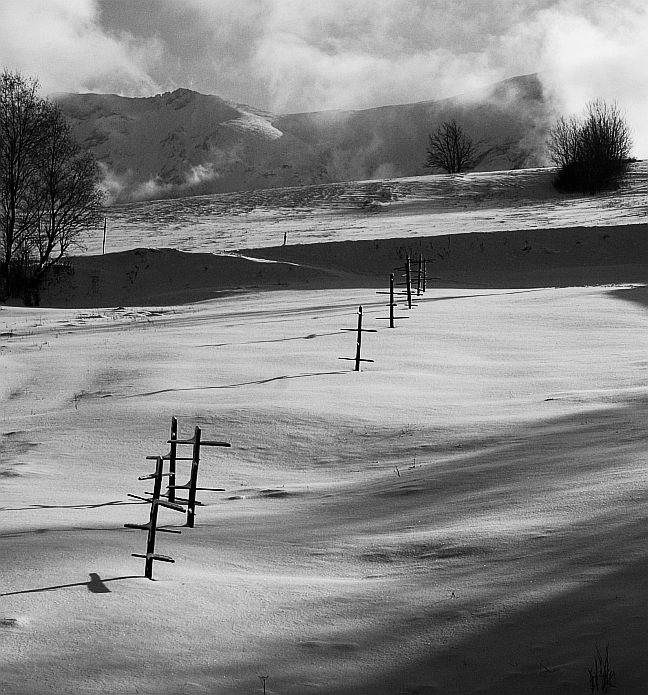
0, 71, 44, 281
547, 99, 632, 193
29, 105, 103, 275
426, 120, 479, 174
0, 70, 102, 300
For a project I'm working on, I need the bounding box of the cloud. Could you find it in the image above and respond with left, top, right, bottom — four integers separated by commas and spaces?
211, 0, 538, 112
252, 28, 500, 114
4, 0, 647, 156
531, 0, 648, 156
95, 0, 546, 110
98, 160, 222, 204
0, 0, 161, 95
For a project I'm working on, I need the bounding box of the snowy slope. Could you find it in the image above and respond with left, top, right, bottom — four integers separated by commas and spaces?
3, 168, 648, 694
76, 161, 648, 258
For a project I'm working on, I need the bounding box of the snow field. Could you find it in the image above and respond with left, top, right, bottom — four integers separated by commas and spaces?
2, 279, 648, 693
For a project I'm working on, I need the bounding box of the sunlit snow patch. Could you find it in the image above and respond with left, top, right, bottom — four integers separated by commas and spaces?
223, 111, 283, 140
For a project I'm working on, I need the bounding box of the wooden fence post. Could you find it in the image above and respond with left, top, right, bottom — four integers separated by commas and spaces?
167, 426, 231, 528
126, 456, 183, 580
339, 305, 376, 370
354, 306, 365, 371
186, 426, 202, 528
144, 456, 163, 578
168, 417, 178, 503
375, 274, 408, 328
126, 421, 231, 578
393, 255, 414, 309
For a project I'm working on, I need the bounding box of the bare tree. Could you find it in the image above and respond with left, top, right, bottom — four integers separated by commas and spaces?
546, 114, 582, 169
0, 71, 45, 278
547, 99, 632, 193
29, 105, 103, 275
0, 70, 102, 299
426, 120, 479, 174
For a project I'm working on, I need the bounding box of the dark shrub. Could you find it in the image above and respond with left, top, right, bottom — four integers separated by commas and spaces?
547, 100, 632, 193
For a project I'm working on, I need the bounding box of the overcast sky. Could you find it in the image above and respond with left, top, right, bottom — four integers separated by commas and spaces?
0, 0, 646, 129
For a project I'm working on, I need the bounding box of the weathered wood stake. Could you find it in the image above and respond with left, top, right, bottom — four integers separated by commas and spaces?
339, 305, 376, 369
126, 456, 183, 580
168, 417, 178, 503
186, 427, 202, 528
405, 256, 412, 309
354, 306, 364, 371
167, 426, 231, 527
375, 274, 408, 327
144, 456, 163, 578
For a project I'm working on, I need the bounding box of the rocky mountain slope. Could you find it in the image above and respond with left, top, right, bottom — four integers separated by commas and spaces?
55, 73, 553, 203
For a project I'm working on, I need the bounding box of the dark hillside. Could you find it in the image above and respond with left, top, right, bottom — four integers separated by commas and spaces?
56, 74, 552, 202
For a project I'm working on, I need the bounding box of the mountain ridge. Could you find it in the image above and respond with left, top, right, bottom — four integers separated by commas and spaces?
55, 73, 554, 203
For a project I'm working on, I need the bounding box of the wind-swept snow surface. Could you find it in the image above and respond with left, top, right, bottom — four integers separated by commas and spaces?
2, 172, 648, 693
93, 162, 648, 256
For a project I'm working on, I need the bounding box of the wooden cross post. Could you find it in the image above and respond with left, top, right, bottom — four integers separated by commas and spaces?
102, 217, 107, 255
374, 274, 408, 328
126, 456, 183, 580
167, 426, 231, 528
423, 258, 427, 293
416, 254, 423, 296
405, 256, 412, 309
144, 456, 163, 578
393, 255, 416, 309
146, 417, 193, 503
339, 306, 377, 370
354, 306, 364, 371
168, 417, 178, 503
186, 426, 202, 528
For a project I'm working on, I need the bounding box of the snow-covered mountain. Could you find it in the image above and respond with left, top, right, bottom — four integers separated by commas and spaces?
55, 74, 553, 203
